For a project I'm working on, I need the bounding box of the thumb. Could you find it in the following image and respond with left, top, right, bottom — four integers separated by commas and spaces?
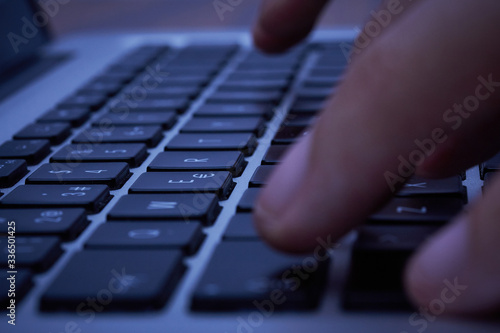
405, 173, 500, 315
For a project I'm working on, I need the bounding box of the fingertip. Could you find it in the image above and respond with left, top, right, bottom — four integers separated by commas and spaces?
252, 201, 296, 252
404, 218, 472, 315
251, 20, 298, 54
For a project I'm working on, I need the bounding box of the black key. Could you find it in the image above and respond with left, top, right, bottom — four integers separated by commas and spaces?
181, 117, 265, 137
176, 44, 236, 56
262, 145, 289, 165
273, 126, 310, 144
166, 133, 257, 156
93, 112, 177, 129
86, 222, 205, 255
79, 81, 124, 97
38, 108, 90, 127
51, 143, 148, 167
73, 126, 163, 148
27, 162, 131, 189
219, 79, 289, 91
237, 188, 260, 212
343, 226, 438, 310
124, 86, 200, 99
236, 62, 297, 71
290, 100, 326, 115
130, 171, 234, 199
0, 185, 111, 213
309, 67, 345, 78
0, 140, 50, 165
223, 213, 259, 240
14, 123, 71, 145
481, 152, 500, 178
148, 151, 246, 176
282, 114, 316, 127
0, 270, 32, 308
153, 73, 212, 82
0, 159, 28, 187
191, 241, 329, 311
249, 165, 274, 187
0, 236, 62, 272
208, 91, 283, 104
87, 72, 133, 85
195, 104, 275, 119
152, 67, 217, 77
41, 249, 185, 311
483, 172, 497, 187
59, 94, 108, 111
296, 87, 335, 100
129, 99, 190, 114
302, 77, 341, 88
396, 176, 465, 198
108, 193, 221, 225
227, 71, 292, 81
369, 197, 463, 226
109, 97, 189, 114
87, 75, 130, 87
154, 77, 208, 87
244, 50, 303, 63
0, 208, 88, 240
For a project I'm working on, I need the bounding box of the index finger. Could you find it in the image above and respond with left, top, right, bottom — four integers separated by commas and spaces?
253, 0, 331, 53
253, 0, 500, 252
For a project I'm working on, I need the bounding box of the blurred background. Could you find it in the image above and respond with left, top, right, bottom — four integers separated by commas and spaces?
50, 0, 379, 37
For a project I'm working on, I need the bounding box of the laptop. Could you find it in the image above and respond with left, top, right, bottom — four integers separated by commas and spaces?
0, 0, 498, 332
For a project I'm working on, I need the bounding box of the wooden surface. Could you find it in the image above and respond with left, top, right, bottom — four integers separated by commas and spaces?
50, 0, 378, 36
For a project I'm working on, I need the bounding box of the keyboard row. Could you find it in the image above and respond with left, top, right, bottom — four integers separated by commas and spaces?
0, 42, 488, 314
0, 43, 316, 311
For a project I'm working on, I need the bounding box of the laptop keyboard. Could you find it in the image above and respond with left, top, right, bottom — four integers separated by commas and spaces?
0, 41, 487, 315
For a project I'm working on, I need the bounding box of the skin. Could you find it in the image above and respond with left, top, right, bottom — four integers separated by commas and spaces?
252, 0, 500, 315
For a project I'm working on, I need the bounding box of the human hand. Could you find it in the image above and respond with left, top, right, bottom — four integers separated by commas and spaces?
252, 0, 500, 315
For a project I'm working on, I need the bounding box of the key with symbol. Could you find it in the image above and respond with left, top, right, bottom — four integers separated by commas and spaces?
86, 222, 205, 255
0, 185, 111, 213
368, 197, 463, 226
0, 236, 63, 272
73, 126, 163, 147
51, 143, 148, 167
194, 103, 275, 119
129, 171, 234, 199
41, 249, 185, 311
14, 123, 72, 145
166, 133, 257, 156
0, 140, 51, 165
93, 112, 177, 129
181, 117, 266, 137
27, 162, 131, 189
0, 159, 28, 187
107, 193, 221, 225
37, 108, 90, 128
191, 241, 330, 311
0, 208, 89, 240
148, 151, 246, 176
396, 176, 465, 198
